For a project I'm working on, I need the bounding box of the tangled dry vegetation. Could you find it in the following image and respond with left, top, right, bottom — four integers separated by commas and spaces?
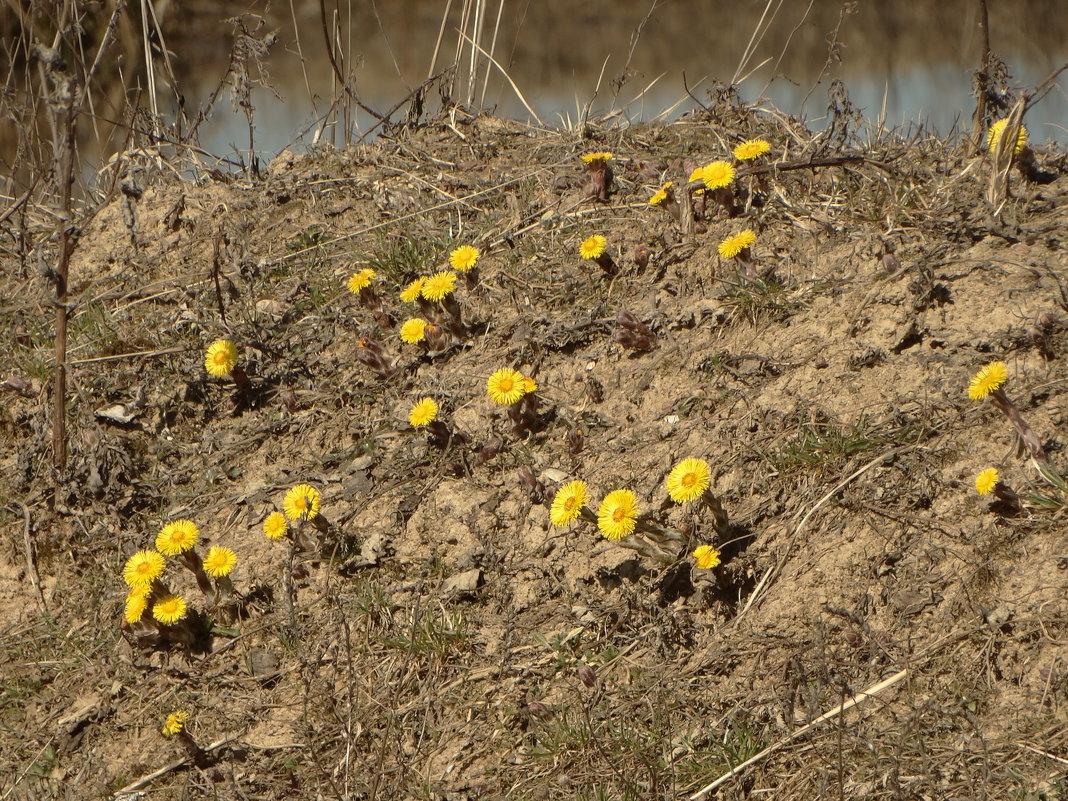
3, 97, 1068, 800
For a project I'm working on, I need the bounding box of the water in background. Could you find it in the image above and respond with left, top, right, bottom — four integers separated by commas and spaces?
154, 0, 1068, 158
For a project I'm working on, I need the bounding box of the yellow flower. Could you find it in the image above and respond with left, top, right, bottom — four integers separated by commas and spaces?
699, 160, 735, 190
968, 361, 1007, 400
449, 245, 480, 271
400, 277, 426, 302
692, 545, 720, 570
202, 546, 237, 578
400, 318, 427, 344
283, 484, 321, 522
987, 119, 1028, 155
581, 151, 613, 163
124, 586, 149, 623
204, 339, 238, 377
597, 489, 639, 540
161, 710, 188, 736
666, 458, 711, 503
733, 139, 770, 161
347, 268, 376, 294
975, 468, 999, 496
487, 368, 527, 405
579, 235, 607, 261
421, 270, 458, 301
263, 511, 288, 541
550, 480, 588, 527
409, 397, 439, 428
123, 549, 165, 588
648, 182, 673, 205
155, 519, 200, 556
688, 166, 707, 194
152, 594, 188, 625
718, 229, 757, 259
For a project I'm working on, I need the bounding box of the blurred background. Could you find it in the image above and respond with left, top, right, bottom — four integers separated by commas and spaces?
2, 0, 1066, 183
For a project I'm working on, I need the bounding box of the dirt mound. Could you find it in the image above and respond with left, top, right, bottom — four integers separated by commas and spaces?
2, 106, 1068, 799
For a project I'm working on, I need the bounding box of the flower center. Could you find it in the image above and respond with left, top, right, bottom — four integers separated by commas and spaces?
564, 497, 577, 512
681, 473, 696, 487
500, 378, 514, 392
613, 508, 626, 523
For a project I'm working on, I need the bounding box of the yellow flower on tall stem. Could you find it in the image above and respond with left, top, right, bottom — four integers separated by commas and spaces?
579, 235, 607, 261
125, 587, 150, 623
155, 520, 200, 556
202, 546, 237, 578
409, 397, 439, 428
733, 139, 770, 161
421, 271, 458, 302
449, 245, 480, 271
486, 368, 528, 406
986, 119, 1028, 155
152, 594, 188, 625
162, 710, 188, 736
699, 161, 735, 190
597, 489, 639, 540
263, 511, 288, 540
400, 318, 427, 344
718, 229, 757, 259
346, 268, 376, 294
123, 549, 166, 588
204, 340, 238, 378
967, 361, 1007, 400
400, 277, 426, 302
283, 484, 321, 522
975, 468, 999, 495
666, 458, 711, 503
550, 480, 589, 527
692, 545, 720, 569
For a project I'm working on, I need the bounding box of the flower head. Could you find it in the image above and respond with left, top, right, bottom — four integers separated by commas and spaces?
263, 511, 288, 541
409, 397, 439, 428
581, 151, 614, 164
579, 235, 607, 261
968, 361, 1007, 400
152, 594, 188, 625
347, 268, 376, 294
975, 468, 999, 496
597, 489, 639, 540
283, 484, 321, 522
692, 544, 721, 570
124, 586, 150, 623
987, 119, 1028, 155
204, 339, 238, 377
666, 458, 711, 503
203, 546, 237, 578
487, 368, 528, 405
155, 520, 200, 556
400, 277, 426, 302
520, 375, 538, 394
688, 166, 707, 194
699, 160, 735, 190
421, 271, 458, 302
718, 229, 757, 259
449, 245, 480, 272
400, 318, 427, 344
123, 549, 166, 588
648, 182, 674, 206
161, 710, 188, 736
733, 139, 771, 161
550, 480, 589, 527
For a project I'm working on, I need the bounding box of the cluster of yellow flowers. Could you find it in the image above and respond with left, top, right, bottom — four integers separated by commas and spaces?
548, 458, 719, 569
121, 518, 238, 630
263, 484, 322, 543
